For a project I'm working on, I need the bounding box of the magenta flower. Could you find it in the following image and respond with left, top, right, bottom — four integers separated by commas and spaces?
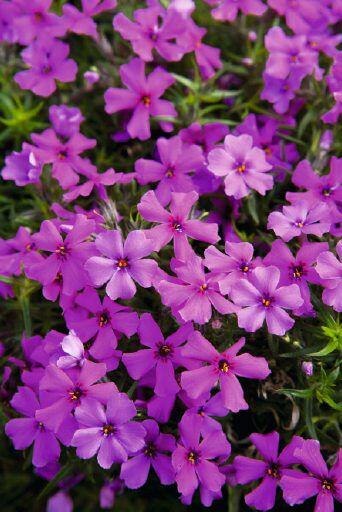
286, 157, 342, 210
204, 241, 259, 294
1, 145, 42, 186
265, 27, 320, 81
15, 37, 77, 97
172, 414, 230, 497
280, 440, 342, 511
62, 167, 118, 203
267, 0, 331, 35
5, 386, 60, 467
120, 419, 176, 488
28, 128, 96, 189
230, 266, 303, 335
135, 135, 204, 205
316, 241, 342, 312
85, 229, 157, 300
26, 215, 96, 297
122, 313, 193, 397
56, 331, 86, 370
113, 6, 185, 62
35, 360, 116, 432
138, 190, 219, 259
205, 0, 267, 22
63, 0, 117, 41
181, 333, 270, 412
261, 70, 304, 114
12, 0, 65, 45
264, 240, 329, 316
104, 58, 176, 140
267, 202, 331, 242
234, 432, 304, 511
207, 134, 273, 199
66, 286, 139, 350
0, 226, 36, 276
158, 254, 238, 325
71, 394, 146, 469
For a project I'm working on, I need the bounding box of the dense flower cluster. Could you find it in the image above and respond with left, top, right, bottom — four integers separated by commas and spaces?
0, 0, 341, 511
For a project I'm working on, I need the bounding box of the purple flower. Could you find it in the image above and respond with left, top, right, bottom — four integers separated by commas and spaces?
181, 333, 270, 412
12, 0, 65, 45
234, 432, 304, 511
265, 27, 321, 81
230, 266, 303, 335
158, 253, 238, 324
267, 0, 331, 35
85, 229, 157, 300
263, 240, 329, 316
302, 361, 313, 376
49, 105, 84, 139
205, 0, 267, 22
135, 135, 204, 205
99, 478, 124, 509
122, 313, 193, 397
113, 6, 185, 62
261, 71, 304, 114
104, 58, 176, 140
267, 202, 331, 242
280, 440, 342, 511
0, 226, 36, 276
28, 128, 96, 189
120, 419, 176, 488
207, 134, 273, 199
26, 215, 96, 297
1, 145, 42, 186
316, 241, 342, 312
172, 414, 230, 497
36, 360, 116, 432
5, 386, 61, 467
138, 190, 219, 259
15, 37, 77, 97
286, 158, 342, 211
56, 331, 86, 370
62, 167, 118, 203
204, 241, 260, 294
63, 0, 117, 41
71, 394, 146, 469
66, 286, 139, 350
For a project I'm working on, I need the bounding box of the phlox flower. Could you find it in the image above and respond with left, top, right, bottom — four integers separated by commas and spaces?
0, 226, 36, 276
158, 253, 237, 324
122, 313, 193, 397
49, 105, 84, 139
62, 167, 120, 203
120, 419, 176, 488
113, 6, 185, 62
207, 134, 273, 199
1, 145, 42, 186
85, 229, 157, 300
104, 58, 176, 140
63, 0, 117, 40
234, 432, 304, 511
138, 190, 219, 259
181, 332, 270, 412
267, 202, 331, 242
280, 440, 342, 512
230, 266, 303, 335
267, 0, 331, 35
204, 0, 267, 22
261, 70, 304, 114
15, 37, 77, 97
172, 414, 230, 498
71, 394, 146, 469
316, 241, 342, 312
135, 135, 204, 205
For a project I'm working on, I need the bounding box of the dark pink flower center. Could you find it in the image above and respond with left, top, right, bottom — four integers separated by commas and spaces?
294, 220, 304, 228
171, 218, 183, 233
236, 162, 246, 173
187, 450, 200, 465
321, 479, 334, 493
102, 424, 115, 437
68, 386, 84, 402
165, 167, 175, 178
117, 258, 129, 269
55, 245, 68, 258
157, 343, 173, 359
261, 297, 272, 308
98, 311, 110, 327
34, 12, 44, 22
144, 442, 157, 458
218, 359, 230, 373
142, 95, 151, 107
321, 186, 331, 197
240, 262, 250, 273
199, 283, 207, 293
267, 464, 280, 479
37, 421, 45, 431
291, 264, 304, 280
42, 65, 52, 75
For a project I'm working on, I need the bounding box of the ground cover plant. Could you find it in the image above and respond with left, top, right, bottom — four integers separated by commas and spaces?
0, 1, 341, 511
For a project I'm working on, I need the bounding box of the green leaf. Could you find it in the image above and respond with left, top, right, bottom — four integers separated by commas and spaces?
171, 73, 198, 91
37, 463, 73, 501
247, 193, 259, 225
309, 339, 338, 357
277, 388, 313, 399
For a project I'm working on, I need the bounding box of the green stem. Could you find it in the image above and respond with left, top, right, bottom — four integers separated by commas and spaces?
228, 486, 241, 512
304, 397, 317, 439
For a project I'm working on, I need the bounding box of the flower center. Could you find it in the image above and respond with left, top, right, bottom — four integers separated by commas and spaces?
290, 54, 298, 62
267, 464, 280, 479
292, 265, 303, 279
262, 297, 272, 307
68, 387, 83, 402
150, 33, 158, 42
157, 344, 172, 358
218, 359, 230, 373
264, 146, 271, 155
37, 421, 45, 431
240, 263, 250, 273
187, 451, 199, 464
102, 424, 115, 436
144, 442, 157, 458
98, 311, 110, 327
172, 220, 183, 233
58, 150, 68, 160
165, 168, 174, 178
34, 12, 44, 22
322, 186, 331, 197
199, 283, 207, 292
236, 163, 246, 173
42, 65, 52, 75
321, 479, 334, 492
25, 243, 33, 252
294, 220, 304, 228
117, 258, 128, 269
55, 245, 68, 257
142, 95, 151, 107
